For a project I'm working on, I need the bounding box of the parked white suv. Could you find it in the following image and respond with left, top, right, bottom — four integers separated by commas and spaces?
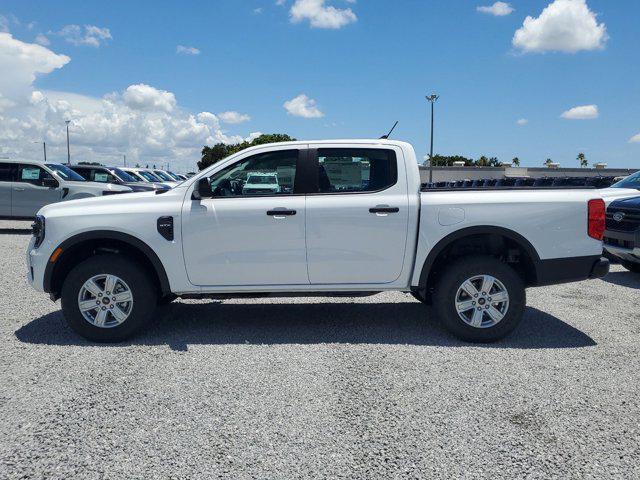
0, 160, 131, 219
26, 140, 609, 342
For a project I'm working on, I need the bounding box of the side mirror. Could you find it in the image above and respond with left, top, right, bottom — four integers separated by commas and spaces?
193, 178, 213, 199
42, 177, 59, 189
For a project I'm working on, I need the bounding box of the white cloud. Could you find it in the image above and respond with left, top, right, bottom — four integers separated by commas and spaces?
629, 133, 640, 144
290, 0, 357, 29
52, 24, 112, 47
0, 32, 70, 101
218, 111, 251, 124
283, 94, 324, 118
122, 84, 176, 113
276, 0, 287, 6
477, 2, 514, 16
176, 45, 200, 55
561, 104, 598, 120
513, 0, 607, 53
34, 34, 50, 46
516, 118, 528, 125
253, 7, 264, 14
0, 34, 254, 171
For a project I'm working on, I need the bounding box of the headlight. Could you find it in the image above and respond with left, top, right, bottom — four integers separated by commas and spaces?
31, 215, 45, 248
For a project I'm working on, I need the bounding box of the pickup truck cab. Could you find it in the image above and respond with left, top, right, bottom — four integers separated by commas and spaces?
26, 140, 609, 342
0, 159, 131, 219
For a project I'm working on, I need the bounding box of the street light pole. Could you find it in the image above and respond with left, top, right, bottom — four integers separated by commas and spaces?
33, 141, 46, 162
123, 154, 126, 167
65, 120, 71, 165
426, 94, 439, 184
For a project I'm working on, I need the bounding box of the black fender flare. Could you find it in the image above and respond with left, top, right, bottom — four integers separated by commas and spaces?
418, 225, 541, 289
43, 230, 171, 296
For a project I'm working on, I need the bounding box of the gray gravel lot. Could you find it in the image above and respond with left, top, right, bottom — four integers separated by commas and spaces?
0, 220, 639, 479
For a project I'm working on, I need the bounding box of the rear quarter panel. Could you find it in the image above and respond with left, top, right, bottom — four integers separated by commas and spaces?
411, 189, 604, 286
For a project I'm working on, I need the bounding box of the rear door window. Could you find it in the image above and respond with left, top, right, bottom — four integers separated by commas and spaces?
316, 148, 397, 193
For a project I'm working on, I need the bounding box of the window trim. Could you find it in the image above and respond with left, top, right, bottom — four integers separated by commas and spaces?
203, 148, 316, 199
306, 147, 399, 196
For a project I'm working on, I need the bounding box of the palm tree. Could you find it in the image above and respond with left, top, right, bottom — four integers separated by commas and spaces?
544, 158, 553, 166
512, 157, 520, 166
577, 152, 588, 168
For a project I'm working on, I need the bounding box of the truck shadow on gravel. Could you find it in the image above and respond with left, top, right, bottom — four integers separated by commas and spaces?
601, 271, 640, 289
16, 303, 596, 351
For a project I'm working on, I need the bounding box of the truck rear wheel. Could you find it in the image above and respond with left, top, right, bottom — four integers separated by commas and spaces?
61, 254, 158, 342
432, 255, 525, 342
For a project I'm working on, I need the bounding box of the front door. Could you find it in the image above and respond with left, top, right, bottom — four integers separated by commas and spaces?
305, 145, 409, 284
182, 147, 310, 287
12, 164, 62, 217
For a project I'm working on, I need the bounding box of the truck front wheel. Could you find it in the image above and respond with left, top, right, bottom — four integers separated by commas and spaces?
61, 254, 158, 342
432, 255, 525, 342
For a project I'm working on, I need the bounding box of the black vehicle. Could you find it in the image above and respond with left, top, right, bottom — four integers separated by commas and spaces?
603, 196, 640, 273
514, 177, 535, 187
552, 177, 587, 187
533, 177, 554, 187
471, 179, 485, 188
482, 178, 497, 187
585, 176, 617, 189
70, 165, 167, 192
495, 178, 517, 187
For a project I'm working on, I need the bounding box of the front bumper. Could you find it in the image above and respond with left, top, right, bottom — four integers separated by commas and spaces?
26, 236, 47, 292
603, 228, 640, 262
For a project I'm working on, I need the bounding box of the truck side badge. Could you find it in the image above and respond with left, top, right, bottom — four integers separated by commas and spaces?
157, 216, 174, 241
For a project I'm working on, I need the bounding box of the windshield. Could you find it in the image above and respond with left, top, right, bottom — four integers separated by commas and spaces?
153, 170, 174, 181
46, 163, 86, 181
138, 170, 162, 182
612, 172, 640, 190
109, 168, 137, 182
166, 170, 182, 181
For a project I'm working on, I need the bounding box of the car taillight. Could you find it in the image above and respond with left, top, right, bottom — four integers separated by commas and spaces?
588, 198, 605, 240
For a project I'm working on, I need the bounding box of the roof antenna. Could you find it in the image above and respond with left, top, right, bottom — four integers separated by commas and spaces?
380, 121, 398, 139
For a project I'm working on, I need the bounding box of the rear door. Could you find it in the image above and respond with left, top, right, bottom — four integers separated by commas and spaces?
11, 164, 62, 217
305, 145, 410, 284
0, 163, 13, 217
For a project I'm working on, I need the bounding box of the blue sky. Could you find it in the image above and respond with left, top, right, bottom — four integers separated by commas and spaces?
1, 0, 639, 171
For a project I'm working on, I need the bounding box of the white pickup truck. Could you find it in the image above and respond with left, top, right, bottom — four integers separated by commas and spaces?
26, 140, 609, 342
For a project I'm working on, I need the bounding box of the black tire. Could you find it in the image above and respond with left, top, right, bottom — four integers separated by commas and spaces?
621, 260, 640, 273
432, 255, 525, 342
61, 254, 158, 342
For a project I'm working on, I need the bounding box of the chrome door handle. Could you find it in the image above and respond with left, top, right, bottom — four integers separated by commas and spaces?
14, 187, 25, 191
369, 206, 399, 214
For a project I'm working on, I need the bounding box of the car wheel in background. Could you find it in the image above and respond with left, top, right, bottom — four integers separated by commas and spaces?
61, 254, 158, 342
432, 255, 525, 342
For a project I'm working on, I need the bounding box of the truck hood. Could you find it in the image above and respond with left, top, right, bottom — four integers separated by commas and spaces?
598, 187, 640, 205
609, 195, 640, 209
39, 190, 162, 217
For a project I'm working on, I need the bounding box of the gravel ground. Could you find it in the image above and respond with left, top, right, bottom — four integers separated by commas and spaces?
0, 220, 639, 479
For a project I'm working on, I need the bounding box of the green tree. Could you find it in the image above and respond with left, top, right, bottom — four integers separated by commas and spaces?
198, 133, 296, 170
512, 157, 520, 166
544, 158, 553, 166
78, 161, 103, 166
577, 152, 588, 168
